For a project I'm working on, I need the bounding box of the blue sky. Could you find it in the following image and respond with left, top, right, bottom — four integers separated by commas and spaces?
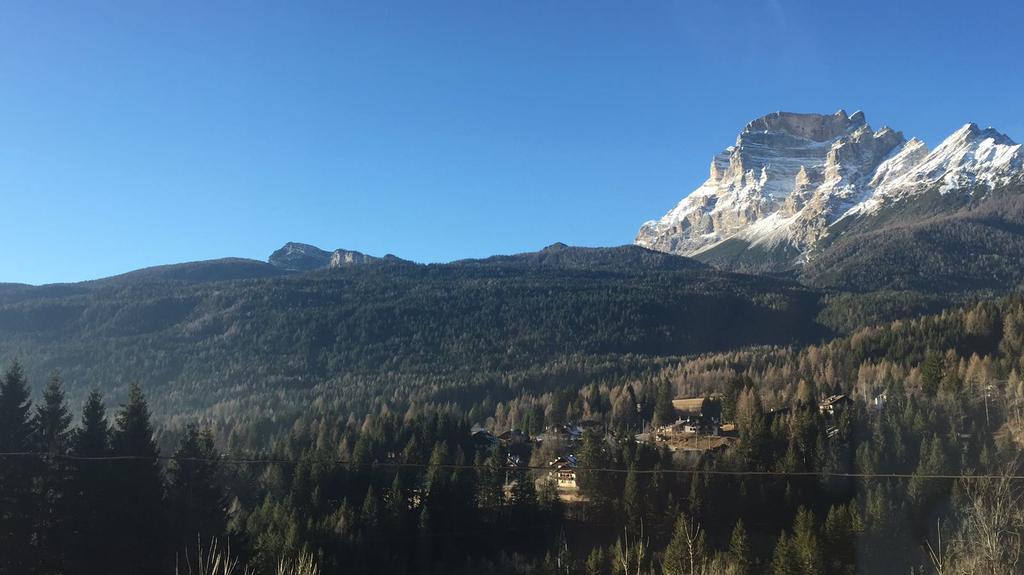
2, 1, 1022, 284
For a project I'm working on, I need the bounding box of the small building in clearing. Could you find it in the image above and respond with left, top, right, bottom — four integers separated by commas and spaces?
819, 394, 853, 416
672, 396, 723, 425
548, 455, 578, 489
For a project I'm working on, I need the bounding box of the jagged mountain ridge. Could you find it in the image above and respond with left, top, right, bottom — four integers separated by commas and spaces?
268, 242, 408, 271
635, 110, 1023, 273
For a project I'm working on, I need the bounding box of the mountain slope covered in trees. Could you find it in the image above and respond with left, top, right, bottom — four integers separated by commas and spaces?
3, 287, 1024, 574
0, 245, 827, 417
803, 180, 1024, 293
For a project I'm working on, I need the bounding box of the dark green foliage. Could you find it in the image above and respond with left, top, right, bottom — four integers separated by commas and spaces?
0, 361, 37, 573
108, 383, 165, 574
791, 507, 823, 575
920, 351, 944, 395
0, 360, 32, 452
770, 533, 801, 575
0, 248, 828, 424
4, 257, 1024, 573
823, 503, 861, 574
662, 512, 708, 575
167, 425, 228, 552
34, 371, 72, 454
728, 519, 753, 575
622, 465, 642, 532
652, 379, 676, 427
32, 372, 73, 574
67, 390, 113, 572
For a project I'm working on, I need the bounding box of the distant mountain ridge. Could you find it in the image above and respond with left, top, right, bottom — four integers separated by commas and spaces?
268, 242, 409, 271
635, 110, 1024, 279
0, 242, 828, 415
451, 243, 708, 272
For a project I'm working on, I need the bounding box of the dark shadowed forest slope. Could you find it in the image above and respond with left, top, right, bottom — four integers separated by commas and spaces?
0, 245, 827, 415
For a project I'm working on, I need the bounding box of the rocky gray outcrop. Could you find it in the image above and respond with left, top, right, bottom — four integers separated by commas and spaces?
636, 110, 1022, 270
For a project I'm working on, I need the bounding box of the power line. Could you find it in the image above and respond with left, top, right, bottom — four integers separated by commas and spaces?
1, 451, 1022, 481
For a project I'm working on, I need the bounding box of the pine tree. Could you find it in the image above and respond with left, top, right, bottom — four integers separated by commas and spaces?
920, 351, 944, 396
32, 371, 74, 574
653, 380, 676, 427
34, 371, 72, 454
728, 519, 753, 575
770, 533, 801, 575
823, 503, 858, 573
908, 434, 951, 518
578, 430, 610, 503
585, 546, 606, 575
623, 465, 643, 533
0, 360, 32, 451
663, 512, 707, 575
109, 383, 166, 574
68, 390, 113, 573
167, 424, 227, 554
736, 388, 768, 469
385, 471, 408, 527
0, 360, 37, 573
360, 484, 380, 531
792, 506, 823, 575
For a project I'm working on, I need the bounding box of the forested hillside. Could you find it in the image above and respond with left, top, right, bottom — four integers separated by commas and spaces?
3, 290, 1024, 574
804, 180, 1024, 293
0, 245, 827, 422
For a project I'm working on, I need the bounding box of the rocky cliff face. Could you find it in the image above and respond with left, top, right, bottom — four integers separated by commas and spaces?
268, 242, 333, 271
635, 110, 1023, 271
329, 249, 378, 267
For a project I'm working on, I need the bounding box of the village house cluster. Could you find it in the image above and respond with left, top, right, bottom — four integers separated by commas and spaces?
467, 391, 865, 503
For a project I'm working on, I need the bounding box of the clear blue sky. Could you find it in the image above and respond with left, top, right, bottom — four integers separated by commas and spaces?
2, 1, 1022, 284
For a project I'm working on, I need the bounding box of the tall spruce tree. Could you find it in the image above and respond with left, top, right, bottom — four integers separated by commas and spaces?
68, 390, 113, 573
34, 371, 72, 454
792, 506, 823, 575
728, 519, 753, 575
653, 380, 676, 427
771, 533, 801, 575
622, 465, 643, 533
32, 371, 74, 574
0, 361, 38, 573
662, 512, 708, 575
167, 424, 228, 554
110, 383, 166, 574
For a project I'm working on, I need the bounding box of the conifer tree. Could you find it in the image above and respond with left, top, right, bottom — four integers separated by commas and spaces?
0, 360, 32, 451
0, 360, 37, 573
34, 371, 72, 454
770, 533, 801, 575
728, 519, 753, 575
68, 390, 113, 573
623, 465, 643, 533
385, 471, 408, 527
360, 484, 380, 531
32, 371, 74, 573
920, 351, 944, 396
792, 506, 823, 575
578, 430, 610, 503
109, 383, 166, 574
663, 512, 707, 575
167, 424, 227, 552
653, 380, 676, 427
585, 547, 606, 575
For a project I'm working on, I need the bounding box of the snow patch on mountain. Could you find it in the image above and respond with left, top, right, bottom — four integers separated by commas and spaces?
636, 111, 1023, 265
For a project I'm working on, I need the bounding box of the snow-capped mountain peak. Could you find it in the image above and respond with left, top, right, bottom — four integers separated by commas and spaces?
635, 111, 1023, 270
